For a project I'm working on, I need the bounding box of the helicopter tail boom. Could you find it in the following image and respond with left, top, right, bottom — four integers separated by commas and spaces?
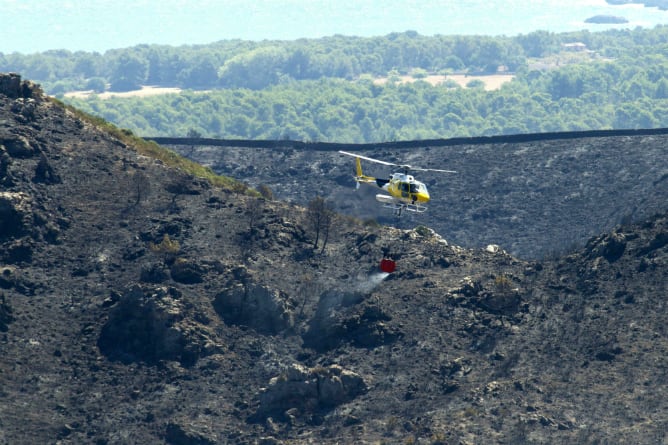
354, 157, 377, 184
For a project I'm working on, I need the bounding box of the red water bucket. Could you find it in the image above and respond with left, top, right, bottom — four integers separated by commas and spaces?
380, 258, 396, 273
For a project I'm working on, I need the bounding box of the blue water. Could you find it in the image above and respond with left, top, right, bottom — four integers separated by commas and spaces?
2, 0, 668, 54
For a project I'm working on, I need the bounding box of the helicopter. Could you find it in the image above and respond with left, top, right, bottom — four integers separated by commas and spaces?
339, 150, 456, 215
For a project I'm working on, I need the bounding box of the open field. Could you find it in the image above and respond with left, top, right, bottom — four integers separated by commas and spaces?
63, 73, 515, 100
64, 85, 183, 99
373, 73, 515, 90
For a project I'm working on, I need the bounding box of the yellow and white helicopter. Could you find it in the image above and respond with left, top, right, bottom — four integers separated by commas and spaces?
339, 150, 456, 215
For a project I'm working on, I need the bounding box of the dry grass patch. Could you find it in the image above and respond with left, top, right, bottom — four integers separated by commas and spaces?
373, 73, 514, 90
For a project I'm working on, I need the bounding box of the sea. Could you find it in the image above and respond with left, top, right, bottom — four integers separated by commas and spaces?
2, 0, 668, 54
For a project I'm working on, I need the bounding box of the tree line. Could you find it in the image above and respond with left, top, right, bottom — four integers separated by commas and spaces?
5, 27, 668, 93
2, 31, 528, 93
5, 26, 668, 141
63, 52, 668, 142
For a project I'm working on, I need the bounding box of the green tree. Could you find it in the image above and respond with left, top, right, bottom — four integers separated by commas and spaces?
24, 56, 53, 81
218, 46, 289, 89
443, 55, 464, 71
110, 54, 148, 91
178, 59, 218, 89
516, 30, 557, 57
85, 77, 107, 93
73, 53, 101, 78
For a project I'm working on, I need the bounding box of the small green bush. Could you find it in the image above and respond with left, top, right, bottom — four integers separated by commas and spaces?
149, 234, 180, 254
414, 225, 432, 237
257, 184, 273, 200
493, 274, 513, 294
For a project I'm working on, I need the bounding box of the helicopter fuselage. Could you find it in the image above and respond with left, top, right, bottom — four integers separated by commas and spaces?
339, 150, 454, 215
379, 173, 430, 205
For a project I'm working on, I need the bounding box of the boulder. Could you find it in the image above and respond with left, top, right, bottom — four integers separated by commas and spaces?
455, 276, 483, 297
1, 133, 35, 158
0, 191, 56, 245
98, 285, 220, 366
317, 364, 368, 407
257, 363, 367, 419
213, 281, 294, 334
170, 258, 205, 284
473, 290, 522, 315
0, 192, 32, 241
586, 231, 627, 262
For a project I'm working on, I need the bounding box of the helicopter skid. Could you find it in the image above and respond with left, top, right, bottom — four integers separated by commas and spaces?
376, 194, 427, 214
402, 203, 427, 213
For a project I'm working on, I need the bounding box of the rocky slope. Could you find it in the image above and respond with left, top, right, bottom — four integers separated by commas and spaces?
1, 73, 667, 444
164, 132, 668, 259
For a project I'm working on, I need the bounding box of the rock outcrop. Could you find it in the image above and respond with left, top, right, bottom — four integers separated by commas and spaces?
213, 268, 296, 334
98, 285, 220, 366
303, 289, 402, 351
257, 363, 367, 420
0, 191, 31, 241
0, 72, 42, 100
1, 133, 35, 158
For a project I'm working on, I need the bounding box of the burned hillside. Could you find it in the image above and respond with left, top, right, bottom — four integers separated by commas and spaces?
1, 73, 667, 444
163, 131, 668, 259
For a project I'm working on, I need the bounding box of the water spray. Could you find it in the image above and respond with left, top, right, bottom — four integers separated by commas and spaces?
355, 271, 390, 294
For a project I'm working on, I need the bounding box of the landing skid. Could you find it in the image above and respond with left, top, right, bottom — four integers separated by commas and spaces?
375, 194, 427, 216
382, 202, 427, 216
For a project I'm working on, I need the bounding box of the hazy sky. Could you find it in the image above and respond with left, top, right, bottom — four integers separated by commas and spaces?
2, 0, 668, 54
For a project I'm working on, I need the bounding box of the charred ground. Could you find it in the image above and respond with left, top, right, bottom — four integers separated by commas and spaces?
162, 130, 668, 259
1, 73, 667, 444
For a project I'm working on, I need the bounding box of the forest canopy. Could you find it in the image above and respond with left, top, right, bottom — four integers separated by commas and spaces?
5, 27, 668, 142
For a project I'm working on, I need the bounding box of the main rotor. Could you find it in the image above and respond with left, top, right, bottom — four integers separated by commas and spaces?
338, 150, 456, 174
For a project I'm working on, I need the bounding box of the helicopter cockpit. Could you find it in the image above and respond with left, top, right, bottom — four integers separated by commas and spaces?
400, 181, 426, 194
400, 182, 419, 193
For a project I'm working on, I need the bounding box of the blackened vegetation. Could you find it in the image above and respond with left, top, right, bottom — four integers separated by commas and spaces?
33, 152, 60, 184
305, 196, 335, 253
131, 171, 151, 206
0, 293, 13, 332
1, 74, 668, 444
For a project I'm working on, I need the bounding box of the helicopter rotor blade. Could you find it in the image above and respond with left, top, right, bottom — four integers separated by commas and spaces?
338, 150, 456, 173
338, 150, 398, 167
410, 166, 458, 173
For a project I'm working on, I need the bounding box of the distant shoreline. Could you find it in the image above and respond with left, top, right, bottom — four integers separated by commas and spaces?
606, 0, 668, 11
6, 0, 668, 54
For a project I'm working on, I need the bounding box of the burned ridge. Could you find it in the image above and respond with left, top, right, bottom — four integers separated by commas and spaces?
1, 73, 667, 444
